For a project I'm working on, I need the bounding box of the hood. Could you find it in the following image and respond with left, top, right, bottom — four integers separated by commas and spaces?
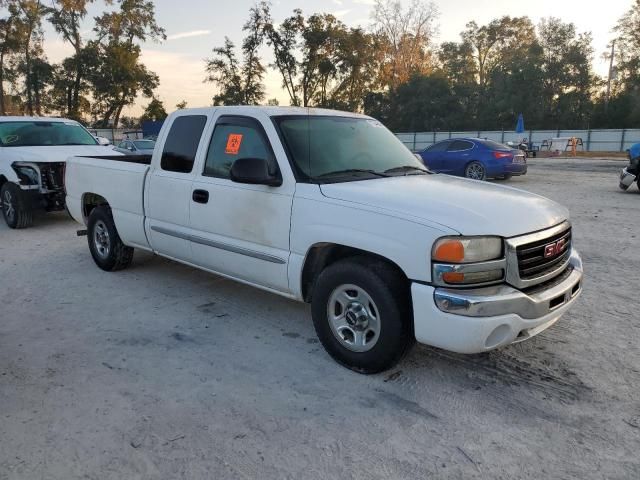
3, 145, 119, 164
319, 174, 569, 238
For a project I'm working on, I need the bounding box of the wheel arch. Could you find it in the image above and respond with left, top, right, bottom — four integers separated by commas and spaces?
300, 243, 409, 303
81, 192, 110, 221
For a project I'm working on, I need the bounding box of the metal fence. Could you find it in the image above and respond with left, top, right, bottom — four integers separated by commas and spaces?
87, 128, 140, 143
396, 129, 640, 153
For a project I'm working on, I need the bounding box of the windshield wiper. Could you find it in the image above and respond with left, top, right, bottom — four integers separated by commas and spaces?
314, 169, 390, 179
383, 165, 429, 175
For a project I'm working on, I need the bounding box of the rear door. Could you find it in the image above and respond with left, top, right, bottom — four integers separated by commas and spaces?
188, 113, 294, 293
145, 113, 211, 262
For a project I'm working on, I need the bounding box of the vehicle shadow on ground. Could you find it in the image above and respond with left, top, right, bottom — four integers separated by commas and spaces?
123, 250, 592, 413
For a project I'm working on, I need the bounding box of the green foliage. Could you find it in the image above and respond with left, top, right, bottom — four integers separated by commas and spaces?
591, 0, 640, 127
140, 97, 167, 122
205, 2, 268, 106
260, 5, 381, 109
89, 0, 165, 127
382, 16, 597, 131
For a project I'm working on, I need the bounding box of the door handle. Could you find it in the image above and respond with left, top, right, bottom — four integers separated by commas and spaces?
192, 189, 209, 204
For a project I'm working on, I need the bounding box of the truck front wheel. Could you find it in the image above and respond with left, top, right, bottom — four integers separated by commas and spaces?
1, 182, 33, 229
87, 206, 134, 271
311, 258, 414, 373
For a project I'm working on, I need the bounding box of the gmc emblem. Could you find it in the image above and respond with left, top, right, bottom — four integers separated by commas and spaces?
544, 238, 567, 258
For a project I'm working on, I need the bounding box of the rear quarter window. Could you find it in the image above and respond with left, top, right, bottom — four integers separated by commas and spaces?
161, 115, 208, 173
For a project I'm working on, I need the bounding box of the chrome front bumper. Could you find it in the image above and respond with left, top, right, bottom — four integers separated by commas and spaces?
433, 248, 583, 319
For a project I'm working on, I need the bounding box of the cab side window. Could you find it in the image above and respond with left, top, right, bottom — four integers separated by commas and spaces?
448, 140, 473, 151
204, 116, 275, 179
426, 141, 449, 152
161, 115, 207, 173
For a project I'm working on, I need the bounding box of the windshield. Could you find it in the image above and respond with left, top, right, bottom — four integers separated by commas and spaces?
274, 115, 427, 182
0, 121, 98, 147
133, 140, 155, 150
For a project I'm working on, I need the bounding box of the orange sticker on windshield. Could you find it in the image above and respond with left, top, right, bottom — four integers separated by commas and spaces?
225, 134, 243, 155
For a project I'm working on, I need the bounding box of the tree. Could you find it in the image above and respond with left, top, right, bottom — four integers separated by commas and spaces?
264, 8, 304, 105
47, 0, 95, 119
21, 55, 53, 114
371, 0, 439, 90
90, 0, 165, 127
205, 38, 245, 105
175, 100, 187, 109
0, 1, 22, 115
205, 2, 268, 105
537, 18, 595, 128
592, 0, 640, 127
263, 5, 380, 109
140, 97, 167, 122
14, 0, 47, 115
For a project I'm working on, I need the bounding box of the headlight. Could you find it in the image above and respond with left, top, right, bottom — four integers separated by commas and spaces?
432, 236, 503, 263
12, 165, 40, 185
432, 236, 505, 286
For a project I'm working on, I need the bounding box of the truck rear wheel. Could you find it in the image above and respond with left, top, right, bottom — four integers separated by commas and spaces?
87, 206, 134, 271
311, 257, 414, 374
1, 182, 33, 229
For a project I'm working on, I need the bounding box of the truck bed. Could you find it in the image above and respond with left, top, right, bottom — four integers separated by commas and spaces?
65, 155, 151, 249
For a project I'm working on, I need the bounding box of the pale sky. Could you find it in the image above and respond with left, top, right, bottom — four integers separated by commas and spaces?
37, 0, 633, 116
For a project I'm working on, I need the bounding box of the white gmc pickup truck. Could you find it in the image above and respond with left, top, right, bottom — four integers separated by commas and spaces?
65, 107, 583, 373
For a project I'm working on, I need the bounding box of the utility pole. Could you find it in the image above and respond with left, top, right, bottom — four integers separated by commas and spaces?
605, 40, 616, 114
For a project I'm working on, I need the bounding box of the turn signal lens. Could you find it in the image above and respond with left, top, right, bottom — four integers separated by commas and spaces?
433, 240, 464, 263
432, 236, 503, 264
442, 272, 465, 283
442, 270, 504, 285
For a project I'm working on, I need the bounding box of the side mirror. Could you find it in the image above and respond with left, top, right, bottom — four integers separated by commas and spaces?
230, 157, 282, 187
96, 136, 111, 146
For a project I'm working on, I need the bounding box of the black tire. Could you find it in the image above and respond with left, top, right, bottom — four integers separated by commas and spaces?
1, 182, 33, 229
87, 206, 134, 271
311, 257, 414, 374
464, 161, 486, 181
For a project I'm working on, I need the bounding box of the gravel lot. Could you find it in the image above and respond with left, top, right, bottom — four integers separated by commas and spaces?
1, 157, 639, 479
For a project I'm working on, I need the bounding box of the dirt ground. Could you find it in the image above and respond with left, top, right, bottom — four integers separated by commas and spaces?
1, 157, 639, 479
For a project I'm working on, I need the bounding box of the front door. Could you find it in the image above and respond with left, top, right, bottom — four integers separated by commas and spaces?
188, 113, 294, 293
423, 140, 450, 171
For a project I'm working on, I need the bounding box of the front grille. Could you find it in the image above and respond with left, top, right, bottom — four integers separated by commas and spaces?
516, 226, 571, 280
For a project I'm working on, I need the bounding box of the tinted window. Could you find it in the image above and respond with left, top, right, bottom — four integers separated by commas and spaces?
448, 140, 473, 151
204, 117, 274, 179
134, 140, 155, 149
477, 139, 511, 151
160, 115, 207, 173
426, 141, 449, 153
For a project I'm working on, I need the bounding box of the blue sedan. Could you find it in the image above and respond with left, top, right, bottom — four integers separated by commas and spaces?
419, 138, 527, 180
